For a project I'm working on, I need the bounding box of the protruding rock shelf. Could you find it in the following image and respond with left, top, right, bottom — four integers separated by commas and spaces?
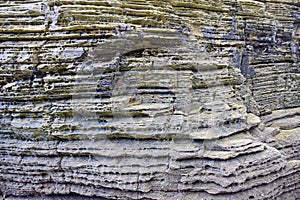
0, 0, 299, 199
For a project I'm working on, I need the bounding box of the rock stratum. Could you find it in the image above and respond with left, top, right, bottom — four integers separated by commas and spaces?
0, 0, 300, 199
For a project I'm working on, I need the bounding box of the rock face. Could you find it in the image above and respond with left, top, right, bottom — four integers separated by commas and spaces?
0, 0, 299, 199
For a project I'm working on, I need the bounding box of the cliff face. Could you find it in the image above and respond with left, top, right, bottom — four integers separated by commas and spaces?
0, 0, 299, 199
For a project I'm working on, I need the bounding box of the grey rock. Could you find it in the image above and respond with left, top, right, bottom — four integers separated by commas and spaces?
0, 0, 299, 199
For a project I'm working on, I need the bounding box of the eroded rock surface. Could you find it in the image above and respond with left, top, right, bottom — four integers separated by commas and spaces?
0, 0, 299, 199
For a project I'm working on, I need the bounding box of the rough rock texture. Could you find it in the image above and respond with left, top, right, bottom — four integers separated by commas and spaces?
0, 0, 300, 199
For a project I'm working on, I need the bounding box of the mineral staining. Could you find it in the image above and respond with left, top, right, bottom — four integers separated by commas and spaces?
0, 0, 299, 199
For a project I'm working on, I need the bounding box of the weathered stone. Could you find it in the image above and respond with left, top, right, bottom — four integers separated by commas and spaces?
0, 0, 299, 199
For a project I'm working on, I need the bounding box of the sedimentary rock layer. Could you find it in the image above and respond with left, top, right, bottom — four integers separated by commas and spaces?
0, 0, 299, 199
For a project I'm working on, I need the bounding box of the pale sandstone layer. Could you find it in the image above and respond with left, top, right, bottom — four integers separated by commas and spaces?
0, 0, 299, 199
